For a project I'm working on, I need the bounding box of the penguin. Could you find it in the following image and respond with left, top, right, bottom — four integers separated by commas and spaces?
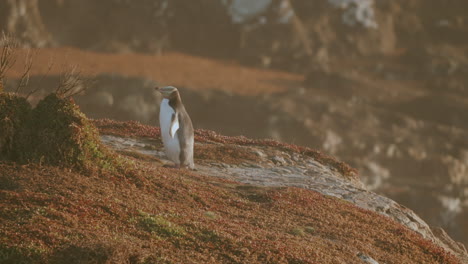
156, 86, 195, 169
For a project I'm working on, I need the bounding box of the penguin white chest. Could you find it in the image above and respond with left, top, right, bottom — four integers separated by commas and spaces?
159, 99, 180, 163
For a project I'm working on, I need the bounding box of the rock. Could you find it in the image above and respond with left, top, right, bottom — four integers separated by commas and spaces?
271, 155, 287, 165
431, 227, 468, 258
357, 252, 380, 264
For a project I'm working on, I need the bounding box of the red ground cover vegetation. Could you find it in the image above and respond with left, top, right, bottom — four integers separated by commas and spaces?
2, 118, 459, 263
0, 159, 459, 263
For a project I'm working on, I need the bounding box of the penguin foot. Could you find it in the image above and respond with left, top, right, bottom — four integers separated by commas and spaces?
183, 165, 197, 171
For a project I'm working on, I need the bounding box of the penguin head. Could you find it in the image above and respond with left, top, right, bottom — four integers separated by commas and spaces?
156, 86, 178, 99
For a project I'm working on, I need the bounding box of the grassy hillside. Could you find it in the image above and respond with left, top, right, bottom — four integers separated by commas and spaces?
0, 161, 459, 264
0, 93, 460, 263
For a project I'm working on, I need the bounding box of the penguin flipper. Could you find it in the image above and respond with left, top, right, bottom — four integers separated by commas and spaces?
170, 113, 179, 138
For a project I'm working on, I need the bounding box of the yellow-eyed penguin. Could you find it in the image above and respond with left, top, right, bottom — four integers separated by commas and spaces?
157, 86, 195, 169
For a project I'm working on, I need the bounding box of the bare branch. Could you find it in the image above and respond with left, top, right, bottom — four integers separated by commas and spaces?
15, 48, 35, 94
0, 32, 18, 85
25, 56, 54, 100
56, 65, 94, 99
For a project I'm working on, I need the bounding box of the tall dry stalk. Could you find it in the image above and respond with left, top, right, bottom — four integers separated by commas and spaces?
56, 66, 94, 99
15, 49, 35, 94
25, 58, 53, 100
0, 33, 36, 95
0, 33, 18, 91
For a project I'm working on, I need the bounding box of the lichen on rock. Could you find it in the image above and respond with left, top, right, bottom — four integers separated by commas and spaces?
0, 92, 31, 160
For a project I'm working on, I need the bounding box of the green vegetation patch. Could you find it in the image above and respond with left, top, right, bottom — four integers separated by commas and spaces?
288, 226, 314, 237
289, 227, 306, 237
136, 211, 186, 238
0, 93, 32, 160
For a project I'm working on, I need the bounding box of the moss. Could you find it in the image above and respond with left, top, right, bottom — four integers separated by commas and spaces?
288, 226, 315, 237
304, 226, 315, 234
204, 211, 217, 220
289, 228, 305, 237
17, 93, 123, 172
0, 93, 32, 160
137, 211, 186, 238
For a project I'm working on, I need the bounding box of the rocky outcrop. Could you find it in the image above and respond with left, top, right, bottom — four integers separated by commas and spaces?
98, 122, 468, 263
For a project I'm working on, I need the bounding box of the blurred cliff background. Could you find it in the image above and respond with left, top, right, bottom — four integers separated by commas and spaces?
1, 0, 468, 247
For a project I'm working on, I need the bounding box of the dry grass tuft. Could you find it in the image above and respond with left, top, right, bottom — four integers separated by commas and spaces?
0, 33, 18, 87
55, 66, 94, 99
